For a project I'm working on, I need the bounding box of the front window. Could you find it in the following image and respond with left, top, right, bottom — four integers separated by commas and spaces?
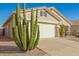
40, 10, 47, 17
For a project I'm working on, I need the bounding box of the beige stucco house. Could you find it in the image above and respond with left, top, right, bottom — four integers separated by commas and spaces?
3, 7, 71, 39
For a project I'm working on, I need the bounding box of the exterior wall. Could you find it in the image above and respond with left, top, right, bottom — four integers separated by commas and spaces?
3, 17, 13, 39
20, 9, 59, 24
9, 20, 13, 38
3, 23, 9, 38
50, 9, 70, 26
55, 25, 60, 37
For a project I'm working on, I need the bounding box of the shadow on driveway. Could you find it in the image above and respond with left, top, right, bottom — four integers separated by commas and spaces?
0, 45, 24, 53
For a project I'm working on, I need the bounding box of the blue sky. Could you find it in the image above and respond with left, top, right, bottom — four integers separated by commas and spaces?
0, 3, 79, 27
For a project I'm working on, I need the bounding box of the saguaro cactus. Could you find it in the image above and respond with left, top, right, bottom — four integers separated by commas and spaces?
12, 3, 40, 51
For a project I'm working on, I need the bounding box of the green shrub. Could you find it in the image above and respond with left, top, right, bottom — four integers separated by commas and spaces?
59, 24, 65, 37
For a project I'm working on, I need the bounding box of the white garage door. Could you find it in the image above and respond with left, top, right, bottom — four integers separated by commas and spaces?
39, 23, 56, 38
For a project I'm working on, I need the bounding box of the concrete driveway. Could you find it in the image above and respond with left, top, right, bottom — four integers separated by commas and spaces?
37, 37, 79, 56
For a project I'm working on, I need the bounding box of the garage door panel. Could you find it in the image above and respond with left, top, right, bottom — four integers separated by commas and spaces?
39, 24, 55, 38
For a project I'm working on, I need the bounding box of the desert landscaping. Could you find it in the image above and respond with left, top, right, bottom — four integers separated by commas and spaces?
0, 36, 47, 56
0, 36, 79, 56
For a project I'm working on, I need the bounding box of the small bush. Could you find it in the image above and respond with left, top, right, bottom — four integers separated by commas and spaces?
59, 24, 65, 37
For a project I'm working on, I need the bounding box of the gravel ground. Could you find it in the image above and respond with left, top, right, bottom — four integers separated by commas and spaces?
0, 41, 47, 56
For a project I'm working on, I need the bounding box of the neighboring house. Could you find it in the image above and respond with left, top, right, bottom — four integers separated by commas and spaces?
71, 20, 79, 35
0, 27, 3, 36
2, 7, 71, 39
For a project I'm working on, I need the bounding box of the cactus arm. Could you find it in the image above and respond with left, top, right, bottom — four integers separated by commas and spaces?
16, 3, 23, 48
22, 24, 27, 50
33, 25, 40, 49
16, 3, 20, 25
35, 9, 38, 25
13, 26, 22, 48
26, 21, 29, 48
28, 9, 40, 50
21, 3, 29, 50
28, 9, 35, 50
23, 3, 27, 24
32, 9, 39, 49
12, 14, 23, 50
